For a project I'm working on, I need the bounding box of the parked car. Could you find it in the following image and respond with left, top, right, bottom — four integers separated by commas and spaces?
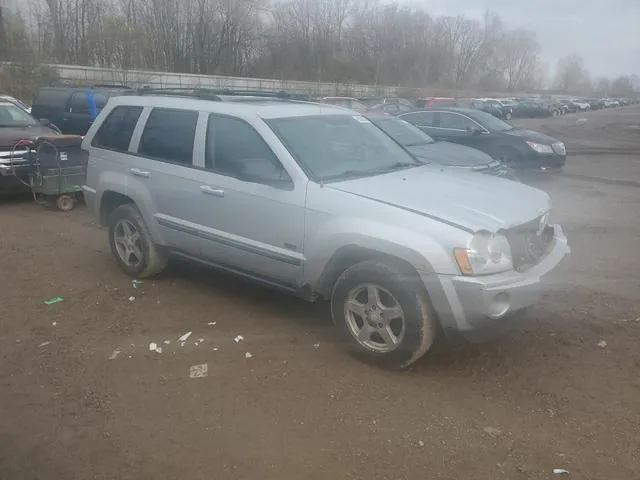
586, 98, 605, 110
366, 98, 416, 116
558, 99, 580, 113
415, 97, 457, 109
368, 115, 516, 180
82, 93, 569, 369
458, 99, 511, 120
603, 99, 620, 108
570, 99, 591, 111
398, 107, 567, 172
0, 95, 32, 114
31, 85, 131, 135
512, 101, 560, 118
478, 98, 514, 119
0, 100, 61, 193
319, 97, 368, 113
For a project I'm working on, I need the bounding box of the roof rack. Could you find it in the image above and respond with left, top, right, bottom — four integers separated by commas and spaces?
45, 83, 132, 90
124, 87, 312, 102
91, 84, 132, 89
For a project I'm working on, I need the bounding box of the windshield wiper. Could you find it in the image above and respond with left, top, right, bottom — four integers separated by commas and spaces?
404, 142, 432, 147
322, 170, 368, 182
366, 161, 419, 174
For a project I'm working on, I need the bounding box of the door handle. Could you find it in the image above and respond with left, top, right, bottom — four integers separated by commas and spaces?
129, 168, 150, 178
200, 185, 225, 197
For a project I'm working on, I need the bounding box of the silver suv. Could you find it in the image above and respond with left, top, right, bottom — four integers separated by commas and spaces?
82, 93, 570, 369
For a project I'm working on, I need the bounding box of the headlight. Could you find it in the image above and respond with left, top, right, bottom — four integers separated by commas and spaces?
454, 231, 513, 276
526, 141, 554, 154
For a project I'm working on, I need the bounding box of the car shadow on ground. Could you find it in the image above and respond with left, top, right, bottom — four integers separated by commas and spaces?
163, 256, 551, 374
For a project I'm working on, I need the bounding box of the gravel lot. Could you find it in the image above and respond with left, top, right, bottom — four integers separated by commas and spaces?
1, 106, 639, 480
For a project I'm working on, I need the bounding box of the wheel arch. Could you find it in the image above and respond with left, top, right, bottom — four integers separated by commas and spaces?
99, 190, 134, 226
314, 244, 433, 300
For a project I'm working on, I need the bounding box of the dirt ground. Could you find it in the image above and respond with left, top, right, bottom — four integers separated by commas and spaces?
1, 107, 639, 480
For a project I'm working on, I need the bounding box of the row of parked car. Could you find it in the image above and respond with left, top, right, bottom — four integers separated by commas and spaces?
321, 95, 639, 119
2, 85, 573, 186
2, 84, 572, 368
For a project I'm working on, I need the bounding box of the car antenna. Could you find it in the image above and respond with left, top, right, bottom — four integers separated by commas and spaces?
320, 176, 324, 188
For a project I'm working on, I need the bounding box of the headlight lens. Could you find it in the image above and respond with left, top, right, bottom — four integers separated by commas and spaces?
454, 231, 513, 275
526, 141, 554, 154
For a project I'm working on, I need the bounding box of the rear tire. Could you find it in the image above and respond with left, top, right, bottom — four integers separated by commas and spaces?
107, 204, 167, 278
330, 259, 437, 369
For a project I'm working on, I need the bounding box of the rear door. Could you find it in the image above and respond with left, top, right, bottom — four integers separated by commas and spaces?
438, 112, 497, 153
131, 107, 203, 256
86, 105, 144, 214
398, 111, 442, 138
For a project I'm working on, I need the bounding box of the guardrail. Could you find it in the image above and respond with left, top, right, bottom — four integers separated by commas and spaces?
11, 63, 399, 97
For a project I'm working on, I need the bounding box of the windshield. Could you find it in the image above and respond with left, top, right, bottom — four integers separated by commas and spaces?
0, 104, 37, 127
267, 114, 421, 182
370, 117, 436, 147
468, 109, 513, 131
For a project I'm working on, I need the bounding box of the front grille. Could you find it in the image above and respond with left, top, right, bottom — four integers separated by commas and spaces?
0, 147, 31, 169
504, 217, 554, 271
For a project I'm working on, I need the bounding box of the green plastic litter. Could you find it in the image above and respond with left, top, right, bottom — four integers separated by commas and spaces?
44, 297, 64, 305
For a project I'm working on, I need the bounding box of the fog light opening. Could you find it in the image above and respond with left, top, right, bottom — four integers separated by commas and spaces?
489, 292, 511, 319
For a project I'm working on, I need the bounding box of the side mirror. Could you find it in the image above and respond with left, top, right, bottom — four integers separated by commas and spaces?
466, 126, 483, 136
234, 158, 293, 189
39, 118, 51, 126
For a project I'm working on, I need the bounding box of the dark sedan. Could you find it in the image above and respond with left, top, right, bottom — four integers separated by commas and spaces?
398, 108, 567, 172
368, 114, 516, 179
512, 101, 560, 118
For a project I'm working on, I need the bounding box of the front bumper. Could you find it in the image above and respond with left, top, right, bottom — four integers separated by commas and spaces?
521, 152, 566, 171
425, 224, 570, 335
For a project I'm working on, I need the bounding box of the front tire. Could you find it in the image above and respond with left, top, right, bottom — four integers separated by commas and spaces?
496, 147, 523, 169
330, 259, 437, 369
108, 204, 167, 278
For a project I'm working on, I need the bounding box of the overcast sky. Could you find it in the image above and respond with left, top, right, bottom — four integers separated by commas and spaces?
420, 0, 640, 77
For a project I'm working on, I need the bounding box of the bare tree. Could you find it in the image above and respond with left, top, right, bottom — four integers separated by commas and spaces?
554, 54, 591, 94
1, 0, 635, 97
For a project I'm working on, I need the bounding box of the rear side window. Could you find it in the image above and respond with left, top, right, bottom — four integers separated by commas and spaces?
439, 113, 476, 130
138, 108, 198, 165
401, 111, 438, 126
34, 89, 69, 107
92, 106, 143, 151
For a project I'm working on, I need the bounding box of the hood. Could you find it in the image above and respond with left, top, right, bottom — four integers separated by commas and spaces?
328, 165, 551, 232
504, 128, 559, 144
0, 124, 57, 147
407, 141, 494, 167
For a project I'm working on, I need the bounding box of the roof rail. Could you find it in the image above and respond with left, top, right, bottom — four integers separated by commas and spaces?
44, 83, 132, 90
91, 83, 132, 89
123, 87, 312, 102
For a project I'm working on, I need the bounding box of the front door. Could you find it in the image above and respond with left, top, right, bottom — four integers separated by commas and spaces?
193, 114, 306, 289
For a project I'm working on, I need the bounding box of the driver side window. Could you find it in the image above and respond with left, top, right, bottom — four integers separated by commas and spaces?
206, 115, 291, 185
